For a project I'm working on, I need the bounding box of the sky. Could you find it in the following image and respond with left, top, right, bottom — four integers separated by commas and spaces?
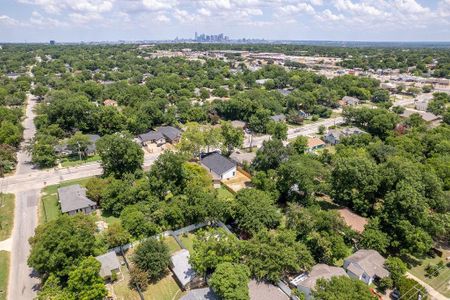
0, 0, 449, 42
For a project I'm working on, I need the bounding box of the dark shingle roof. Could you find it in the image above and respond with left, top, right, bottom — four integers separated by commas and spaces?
86, 134, 101, 154
201, 152, 236, 176
180, 288, 218, 300
158, 126, 182, 141
138, 131, 164, 143
58, 184, 96, 213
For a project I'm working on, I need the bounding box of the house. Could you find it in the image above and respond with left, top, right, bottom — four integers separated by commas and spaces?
291, 264, 348, 299
158, 126, 182, 143
270, 114, 286, 122
298, 110, 310, 118
85, 134, 101, 156
180, 288, 218, 300
200, 152, 237, 180
54, 143, 71, 157
341, 96, 360, 106
58, 184, 96, 215
401, 109, 440, 123
306, 137, 326, 152
415, 100, 428, 111
95, 251, 121, 280
255, 78, 269, 85
103, 99, 118, 107
248, 280, 289, 300
343, 249, 389, 285
230, 120, 247, 129
138, 131, 166, 147
170, 249, 199, 290
324, 127, 366, 145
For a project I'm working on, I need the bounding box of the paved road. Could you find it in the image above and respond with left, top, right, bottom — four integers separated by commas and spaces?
15, 94, 38, 175
8, 190, 40, 300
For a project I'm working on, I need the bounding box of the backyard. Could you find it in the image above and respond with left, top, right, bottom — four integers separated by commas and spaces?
0, 251, 9, 300
0, 194, 14, 241
408, 256, 450, 298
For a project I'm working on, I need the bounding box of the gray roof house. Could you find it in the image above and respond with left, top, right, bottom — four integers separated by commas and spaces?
180, 288, 218, 300
342, 96, 360, 106
58, 184, 96, 215
291, 264, 347, 299
158, 126, 182, 143
170, 249, 197, 290
95, 251, 121, 279
343, 249, 389, 285
138, 130, 165, 145
200, 152, 237, 180
270, 114, 286, 122
324, 127, 366, 145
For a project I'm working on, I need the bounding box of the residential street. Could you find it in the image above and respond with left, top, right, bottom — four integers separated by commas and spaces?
15, 94, 38, 175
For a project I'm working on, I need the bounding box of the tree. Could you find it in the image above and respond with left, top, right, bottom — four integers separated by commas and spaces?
384, 257, 407, 285
132, 238, 170, 281
129, 267, 148, 291
0, 144, 16, 176
360, 218, 390, 254
85, 177, 109, 204
312, 276, 377, 300
28, 214, 97, 278
67, 257, 107, 300
241, 230, 314, 282
96, 133, 143, 178
221, 121, 244, 154
38, 274, 73, 300
177, 122, 206, 158
266, 121, 288, 140
0, 121, 22, 147
190, 228, 241, 276
103, 222, 131, 249
67, 132, 92, 159
209, 262, 250, 300
252, 139, 288, 171
331, 148, 380, 215
30, 134, 58, 168
234, 189, 281, 235
288, 136, 308, 155
371, 89, 390, 103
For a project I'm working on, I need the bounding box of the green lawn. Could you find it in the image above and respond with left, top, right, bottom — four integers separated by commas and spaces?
164, 236, 182, 254
0, 251, 10, 300
409, 256, 450, 297
39, 178, 92, 224
113, 255, 183, 300
0, 194, 14, 241
60, 154, 100, 168
217, 187, 235, 201
179, 233, 196, 254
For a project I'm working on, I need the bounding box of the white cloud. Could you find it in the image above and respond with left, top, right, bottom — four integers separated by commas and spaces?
310, 0, 323, 5
155, 14, 170, 23
394, 0, 429, 14
278, 2, 315, 15
0, 15, 19, 26
18, 0, 115, 14
142, 0, 177, 11
199, 0, 232, 9
334, 0, 382, 16
316, 9, 344, 21
69, 12, 103, 25
198, 8, 211, 16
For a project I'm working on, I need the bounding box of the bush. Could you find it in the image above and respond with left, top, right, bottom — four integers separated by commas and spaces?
129, 267, 148, 291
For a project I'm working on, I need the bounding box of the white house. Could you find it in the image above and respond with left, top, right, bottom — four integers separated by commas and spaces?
200, 152, 237, 180
343, 249, 389, 285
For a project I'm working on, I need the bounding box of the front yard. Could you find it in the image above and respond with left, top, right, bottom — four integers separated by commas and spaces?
59, 154, 100, 168
0, 194, 14, 241
408, 256, 450, 297
0, 251, 10, 300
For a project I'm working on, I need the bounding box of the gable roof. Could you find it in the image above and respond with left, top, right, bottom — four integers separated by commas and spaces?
158, 126, 182, 141
345, 249, 389, 278
342, 96, 360, 104
248, 280, 289, 300
307, 137, 326, 149
180, 288, 218, 300
58, 184, 96, 213
170, 249, 196, 287
337, 208, 368, 234
201, 152, 236, 176
270, 114, 286, 122
139, 130, 165, 143
95, 251, 120, 278
293, 264, 347, 289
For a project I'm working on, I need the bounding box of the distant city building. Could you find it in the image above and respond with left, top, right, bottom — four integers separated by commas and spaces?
49, 40, 56, 45
194, 32, 229, 42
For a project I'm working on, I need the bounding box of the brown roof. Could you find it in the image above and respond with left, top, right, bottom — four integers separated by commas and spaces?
337, 208, 368, 233
248, 280, 289, 300
307, 137, 325, 149
103, 99, 117, 106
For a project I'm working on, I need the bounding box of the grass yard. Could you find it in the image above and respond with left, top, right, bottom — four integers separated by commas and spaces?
60, 154, 100, 168
39, 177, 92, 224
113, 254, 183, 300
217, 187, 235, 201
179, 233, 196, 254
0, 251, 10, 300
0, 194, 14, 241
164, 236, 182, 254
409, 256, 450, 297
